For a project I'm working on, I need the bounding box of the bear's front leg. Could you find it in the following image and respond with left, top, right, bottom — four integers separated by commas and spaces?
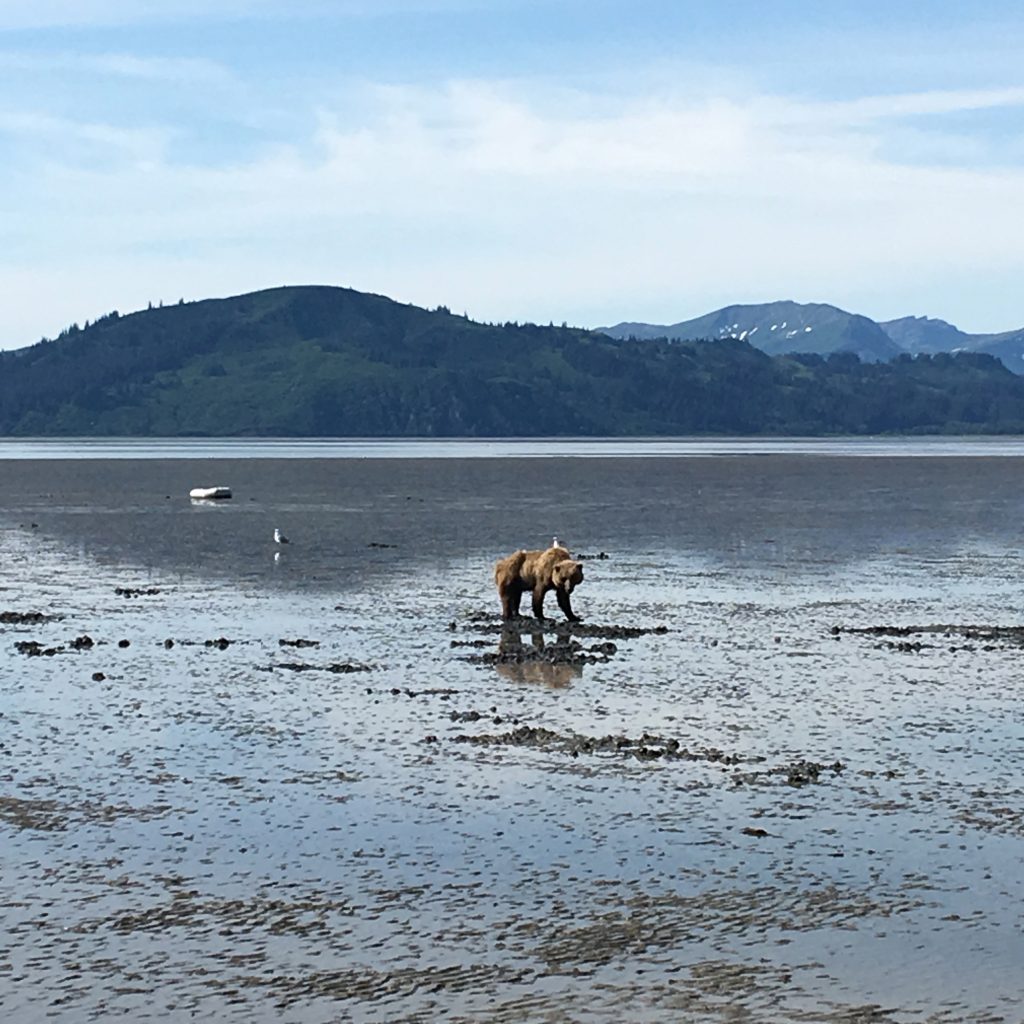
556, 587, 580, 622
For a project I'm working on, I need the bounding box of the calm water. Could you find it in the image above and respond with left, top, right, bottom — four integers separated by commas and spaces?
6, 435, 1024, 459
1, 441, 1023, 1022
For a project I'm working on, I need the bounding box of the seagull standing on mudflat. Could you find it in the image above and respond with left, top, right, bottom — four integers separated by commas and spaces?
274, 527, 290, 545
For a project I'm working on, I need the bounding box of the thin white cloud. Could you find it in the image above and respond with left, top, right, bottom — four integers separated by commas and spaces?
301, 80, 1024, 204
0, 109, 172, 165
0, 50, 233, 85
760, 86, 1024, 127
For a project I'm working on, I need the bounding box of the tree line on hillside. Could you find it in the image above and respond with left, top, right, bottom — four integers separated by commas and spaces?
2, 286, 1023, 436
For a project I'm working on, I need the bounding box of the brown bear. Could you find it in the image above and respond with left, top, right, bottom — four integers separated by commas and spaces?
494, 545, 584, 622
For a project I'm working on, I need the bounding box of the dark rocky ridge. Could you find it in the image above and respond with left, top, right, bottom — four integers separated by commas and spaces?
601, 300, 1024, 373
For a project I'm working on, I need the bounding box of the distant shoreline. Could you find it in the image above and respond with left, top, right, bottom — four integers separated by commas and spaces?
5, 436, 1024, 460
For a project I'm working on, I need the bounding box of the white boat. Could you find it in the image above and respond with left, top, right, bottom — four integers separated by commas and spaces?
189, 486, 232, 500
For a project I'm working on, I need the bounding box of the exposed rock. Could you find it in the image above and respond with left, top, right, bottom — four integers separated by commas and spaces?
0, 610, 59, 625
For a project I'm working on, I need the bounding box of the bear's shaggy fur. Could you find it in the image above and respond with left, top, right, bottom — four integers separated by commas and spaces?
494, 545, 584, 622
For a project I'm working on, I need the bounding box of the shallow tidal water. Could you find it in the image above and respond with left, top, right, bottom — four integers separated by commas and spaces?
1, 444, 1023, 1022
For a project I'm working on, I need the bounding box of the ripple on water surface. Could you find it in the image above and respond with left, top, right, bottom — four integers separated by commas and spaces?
1, 452, 1023, 1022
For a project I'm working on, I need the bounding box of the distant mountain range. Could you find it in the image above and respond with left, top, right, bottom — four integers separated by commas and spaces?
3, 285, 1024, 436
599, 301, 1024, 373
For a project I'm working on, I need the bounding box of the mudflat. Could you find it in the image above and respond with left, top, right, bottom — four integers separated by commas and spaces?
1, 451, 1023, 1022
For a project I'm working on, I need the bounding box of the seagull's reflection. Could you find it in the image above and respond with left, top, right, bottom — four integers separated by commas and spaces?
493, 625, 583, 689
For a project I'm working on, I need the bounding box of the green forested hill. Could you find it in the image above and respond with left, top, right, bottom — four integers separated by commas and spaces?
3, 285, 1024, 436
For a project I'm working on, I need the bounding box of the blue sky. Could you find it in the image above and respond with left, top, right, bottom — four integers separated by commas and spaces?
2, 0, 1024, 348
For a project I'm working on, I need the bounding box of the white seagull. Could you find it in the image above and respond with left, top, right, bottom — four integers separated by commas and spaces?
552, 535, 560, 549
274, 527, 290, 545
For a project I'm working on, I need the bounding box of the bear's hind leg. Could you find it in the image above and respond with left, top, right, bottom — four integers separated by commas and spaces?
501, 583, 523, 620
531, 585, 548, 621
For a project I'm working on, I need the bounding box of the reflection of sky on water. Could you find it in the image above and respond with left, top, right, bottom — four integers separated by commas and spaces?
2, 450, 1024, 1020
3, 448, 1024, 594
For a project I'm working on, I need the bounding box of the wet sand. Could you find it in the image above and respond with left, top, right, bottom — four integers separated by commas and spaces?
1, 453, 1023, 1022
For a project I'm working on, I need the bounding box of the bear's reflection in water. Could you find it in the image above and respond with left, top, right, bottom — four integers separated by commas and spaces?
493, 627, 584, 689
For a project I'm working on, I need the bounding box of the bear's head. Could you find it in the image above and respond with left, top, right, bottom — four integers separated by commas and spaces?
552, 559, 584, 593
